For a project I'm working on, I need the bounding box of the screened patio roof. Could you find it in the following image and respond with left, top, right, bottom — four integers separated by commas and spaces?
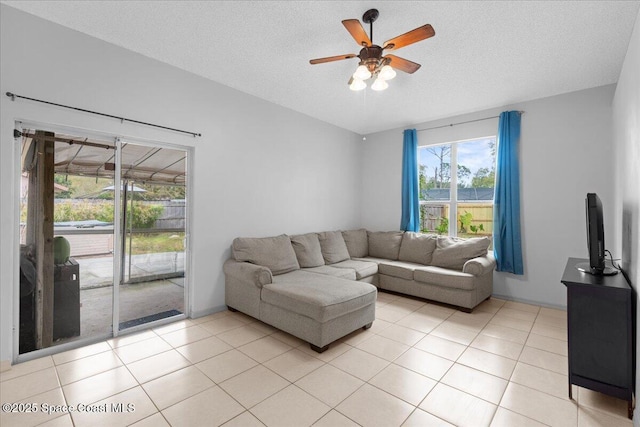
21, 132, 186, 185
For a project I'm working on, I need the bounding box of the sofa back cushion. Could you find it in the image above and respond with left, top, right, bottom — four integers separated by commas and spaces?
368, 231, 404, 260
290, 233, 325, 268
342, 229, 368, 258
430, 236, 491, 270
232, 234, 300, 275
398, 232, 438, 265
317, 231, 351, 264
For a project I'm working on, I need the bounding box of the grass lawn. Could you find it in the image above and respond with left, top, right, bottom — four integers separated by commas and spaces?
129, 232, 184, 255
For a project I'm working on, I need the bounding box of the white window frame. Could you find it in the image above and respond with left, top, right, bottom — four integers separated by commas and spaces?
418, 135, 496, 237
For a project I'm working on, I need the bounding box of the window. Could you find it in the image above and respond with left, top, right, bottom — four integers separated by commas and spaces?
418, 137, 496, 242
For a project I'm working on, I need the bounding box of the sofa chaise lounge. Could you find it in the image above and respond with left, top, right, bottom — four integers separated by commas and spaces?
224, 229, 495, 352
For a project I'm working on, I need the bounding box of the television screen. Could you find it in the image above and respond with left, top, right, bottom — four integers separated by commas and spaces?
577, 193, 617, 276
585, 193, 605, 274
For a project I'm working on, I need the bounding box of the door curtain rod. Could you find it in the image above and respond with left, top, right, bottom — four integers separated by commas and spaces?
6, 92, 202, 138
413, 110, 524, 133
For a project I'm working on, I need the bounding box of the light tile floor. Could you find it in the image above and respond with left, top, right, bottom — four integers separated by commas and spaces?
1, 292, 634, 427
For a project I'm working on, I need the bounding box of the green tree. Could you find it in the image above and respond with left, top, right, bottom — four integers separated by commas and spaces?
54, 174, 73, 198
419, 164, 429, 195
129, 204, 164, 228
437, 163, 471, 188
142, 185, 185, 201
457, 165, 471, 188
471, 167, 495, 188
425, 146, 451, 188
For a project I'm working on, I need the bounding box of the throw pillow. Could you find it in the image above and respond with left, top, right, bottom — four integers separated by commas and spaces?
398, 232, 438, 265
342, 229, 368, 258
368, 231, 404, 260
431, 236, 491, 270
290, 233, 325, 267
232, 234, 300, 275
317, 231, 351, 264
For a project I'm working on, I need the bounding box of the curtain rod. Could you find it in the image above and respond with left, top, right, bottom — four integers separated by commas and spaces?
413, 110, 524, 133
15, 131, 114, 150
6, 92, 201, 138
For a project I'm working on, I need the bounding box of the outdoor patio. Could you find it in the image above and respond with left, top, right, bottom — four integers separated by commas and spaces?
52, 252, 186, 347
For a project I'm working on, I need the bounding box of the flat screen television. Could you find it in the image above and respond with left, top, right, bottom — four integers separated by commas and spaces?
576, 193, 617, 276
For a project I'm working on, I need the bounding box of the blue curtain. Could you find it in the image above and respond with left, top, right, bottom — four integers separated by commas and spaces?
494, 111, 523, 274
401, 129, 420, 232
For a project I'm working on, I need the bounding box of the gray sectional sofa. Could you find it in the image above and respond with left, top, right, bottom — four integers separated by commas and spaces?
224, 229, 495, 352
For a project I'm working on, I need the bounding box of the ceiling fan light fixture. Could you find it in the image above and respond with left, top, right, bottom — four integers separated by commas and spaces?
371, 77, 388, 91
379, 65, 396, 80
349, 78, 367, 91
353, 64, 372, 80
309, 9, 434, 92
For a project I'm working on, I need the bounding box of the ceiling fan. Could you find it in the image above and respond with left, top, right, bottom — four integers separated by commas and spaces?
310, 9, 435, 91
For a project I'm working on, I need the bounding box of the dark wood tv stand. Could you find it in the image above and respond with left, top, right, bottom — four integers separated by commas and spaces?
561, 257, 635, 419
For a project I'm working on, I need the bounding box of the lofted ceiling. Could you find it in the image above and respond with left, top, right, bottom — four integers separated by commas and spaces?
3, 1, 639, 135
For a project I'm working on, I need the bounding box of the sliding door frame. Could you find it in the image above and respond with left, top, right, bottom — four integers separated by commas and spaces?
12, 120, 193, 362
113, 136, 192, 336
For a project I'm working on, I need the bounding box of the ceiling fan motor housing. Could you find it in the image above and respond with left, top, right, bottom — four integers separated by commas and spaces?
358, 45, 384, 72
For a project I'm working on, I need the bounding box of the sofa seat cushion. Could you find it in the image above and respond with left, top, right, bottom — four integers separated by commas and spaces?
352, 256, 389, 264
302, 265, 356, 280
262, 271, 377, 323
378, 260, 423, 281
331, 259, 378, 280
413, 266, 476, 291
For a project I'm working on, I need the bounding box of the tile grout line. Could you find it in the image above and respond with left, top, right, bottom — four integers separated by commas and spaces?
8, 296, 633, 426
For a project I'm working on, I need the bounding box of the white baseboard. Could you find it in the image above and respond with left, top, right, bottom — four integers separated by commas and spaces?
190, 305, 227, 319
491, 293, 566, 311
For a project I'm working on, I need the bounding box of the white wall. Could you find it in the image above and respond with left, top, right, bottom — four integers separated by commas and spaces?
361, 85, 616, 308
0, 6, 362, 362
611, 8, 640, 424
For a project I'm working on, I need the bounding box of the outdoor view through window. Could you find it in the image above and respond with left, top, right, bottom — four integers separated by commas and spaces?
19, 130, 187, 354
418, 136, 496, 245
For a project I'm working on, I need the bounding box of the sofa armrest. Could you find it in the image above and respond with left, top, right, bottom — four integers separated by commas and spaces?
462, 254, 496, 276
223, 259, 273, 288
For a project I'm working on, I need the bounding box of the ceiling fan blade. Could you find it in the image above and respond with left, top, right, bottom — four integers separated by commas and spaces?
383, 24, 435, 51
384, 54, 421, 74
310, 54, 357, 64
342, 19, 372, 47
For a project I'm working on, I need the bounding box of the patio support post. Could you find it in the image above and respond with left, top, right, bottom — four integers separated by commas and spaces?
29, 130, 55, 348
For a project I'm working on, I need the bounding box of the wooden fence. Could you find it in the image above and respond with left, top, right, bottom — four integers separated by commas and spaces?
147, 200, 185, 229
420, 203, 493, 236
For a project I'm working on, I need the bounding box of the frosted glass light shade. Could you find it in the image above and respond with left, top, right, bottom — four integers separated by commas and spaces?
349, 78, 366, 91
353, 65, 372, 80
371, 77, 388, 91
379, 65, 396, 80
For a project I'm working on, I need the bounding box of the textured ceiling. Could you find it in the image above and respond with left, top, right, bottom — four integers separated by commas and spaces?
3, 1, 639, 135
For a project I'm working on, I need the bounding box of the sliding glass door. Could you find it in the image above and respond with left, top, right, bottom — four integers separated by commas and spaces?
18, 129, 116, 353
118, 141, 187, 331
17, 127, 189, 356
